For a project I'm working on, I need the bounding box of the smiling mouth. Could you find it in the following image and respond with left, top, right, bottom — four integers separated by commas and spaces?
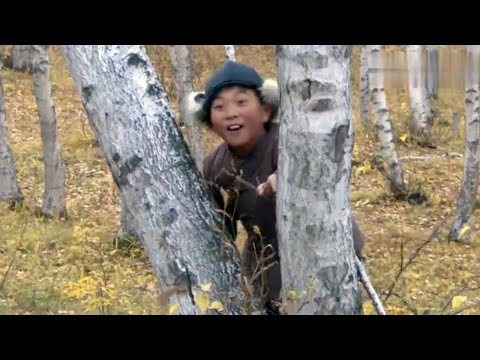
227, 124, 244, 132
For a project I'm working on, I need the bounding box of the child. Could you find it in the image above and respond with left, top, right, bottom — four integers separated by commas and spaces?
187, 61, 365, 314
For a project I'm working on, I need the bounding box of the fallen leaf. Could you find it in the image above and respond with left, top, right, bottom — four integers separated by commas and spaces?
452, 296, 467, 310
200, 283, 212, 292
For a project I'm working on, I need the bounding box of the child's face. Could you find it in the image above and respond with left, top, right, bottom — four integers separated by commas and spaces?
210, 86, 271, 156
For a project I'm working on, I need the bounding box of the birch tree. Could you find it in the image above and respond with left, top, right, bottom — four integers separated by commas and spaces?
0, 65, 24, 205
367, 45, 407, 197
60, 45, 247, 315
168, 45, 204, 171
32, 45, 67, 218
11, 45, 33, 72
224, 45, 236, 61
426, 45, 439, 99
276, 45, 362, 315
0, 45, 4, 66
407, 45, 432, 146
449, 45, 480, 242
360, 45, 372, 130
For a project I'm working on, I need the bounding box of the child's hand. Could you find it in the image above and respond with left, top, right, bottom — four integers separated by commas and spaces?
257, 174, 277, 196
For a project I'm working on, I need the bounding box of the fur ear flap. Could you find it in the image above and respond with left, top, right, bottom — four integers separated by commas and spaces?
260, 79, 279, 121
185, 91, 208, 124
260, 79, 279, 107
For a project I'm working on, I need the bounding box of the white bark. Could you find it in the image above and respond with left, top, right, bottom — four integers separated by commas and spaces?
168, 45, 204, 171
407, 45, 432, 145
32, 45, 67, 218
360, 45, 372, 130
355, 256, 386, 315
11, 45, 33, 72
276, 45, 362, 315
224, 45, 236, 61
449, 45, 480, 241
367, 45, 407, 197
399, 152, 463, 162
0, 66, 23, 203
60, 45, 246, 315
426, 45, 439, 99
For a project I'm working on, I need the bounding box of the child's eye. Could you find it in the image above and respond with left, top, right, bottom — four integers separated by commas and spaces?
213, 104, 223, 110
238, 99, 248, 106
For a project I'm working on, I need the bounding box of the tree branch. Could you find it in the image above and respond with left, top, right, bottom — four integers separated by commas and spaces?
398, 152, 463, 163
383, 221, 441, 303
356, 255, 386, 315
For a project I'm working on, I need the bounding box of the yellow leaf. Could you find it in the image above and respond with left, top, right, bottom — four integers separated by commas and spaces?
355, 166, 365, 177
459, 225, 470, 238
362, 302, 375, 315
287, 290, 298, 301
196, 293, 209, 314
200, 283, 212, 292
399, 133, 409, 142
386, 304, 406, 315
168, 303, 180, 315
452, 296, 467, 309
208, 301, 224, 312
354, 160, 372, 177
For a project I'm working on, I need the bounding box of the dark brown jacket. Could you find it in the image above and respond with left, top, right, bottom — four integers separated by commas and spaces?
203, 124, 365, 303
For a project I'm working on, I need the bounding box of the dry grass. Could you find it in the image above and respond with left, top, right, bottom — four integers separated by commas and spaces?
1, 45, 479, 315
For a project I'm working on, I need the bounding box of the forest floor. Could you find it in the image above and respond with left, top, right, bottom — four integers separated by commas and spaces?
1, 45, 479, 315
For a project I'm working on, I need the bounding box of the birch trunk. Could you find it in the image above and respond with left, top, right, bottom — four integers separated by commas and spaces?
168, 45, 204, 171
360, 45, 372, 130
426, 45, 439, 99
224, 45, 236, 61
11, 45, 33, 72
60, 45, 246, 315
452, 112, 461, 138
367, 45, 407, 197
407, 45, 432, 146
32, 45, 67, 218
449, 45, 480, 241
276, 45, 362, 315
0, 66, 23, 204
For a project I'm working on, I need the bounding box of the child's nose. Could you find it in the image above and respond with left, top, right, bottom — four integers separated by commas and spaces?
224, 104, 239, 119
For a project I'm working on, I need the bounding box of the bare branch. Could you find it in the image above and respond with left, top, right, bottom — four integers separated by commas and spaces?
448, 301, 480, 315
441, 283, 480, 314
392, 292, 418, 315
398, 152, 463, 163
356, 256, 386, 315
384, 222, 441, 303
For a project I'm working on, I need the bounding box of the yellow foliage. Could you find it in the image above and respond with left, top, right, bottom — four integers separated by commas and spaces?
386, 304, 407, 315
62, 276, 98, 299
362, 302, 375, 315
208, 301, 224, 312
354, 160, 373, 177
458, 225, 470, 239
200, 283, 212, 292
452, 296, 467, 310
195, 293, 209, 314
399, 133, 409, 142
169, 303, 180, 315
287, 290, 299, 301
